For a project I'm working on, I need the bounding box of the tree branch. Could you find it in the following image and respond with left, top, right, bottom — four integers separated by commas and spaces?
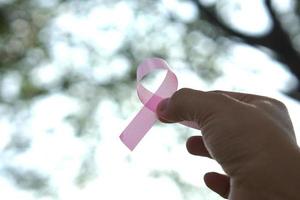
190, 0, 300, 99
190, 0, 268, 45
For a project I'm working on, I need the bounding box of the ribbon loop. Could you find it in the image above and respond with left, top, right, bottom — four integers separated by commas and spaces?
137, 58, 178, 111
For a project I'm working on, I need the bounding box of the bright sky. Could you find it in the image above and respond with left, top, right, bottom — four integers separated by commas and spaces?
0, 0, 299, 200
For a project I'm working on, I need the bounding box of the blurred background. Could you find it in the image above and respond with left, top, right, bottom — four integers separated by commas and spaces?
0, 0, 300, 199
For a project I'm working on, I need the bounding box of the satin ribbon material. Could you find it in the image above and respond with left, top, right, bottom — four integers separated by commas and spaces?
119, 58, 198, 151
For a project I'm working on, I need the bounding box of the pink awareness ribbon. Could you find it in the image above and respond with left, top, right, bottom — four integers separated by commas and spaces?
119, 58, 198, 151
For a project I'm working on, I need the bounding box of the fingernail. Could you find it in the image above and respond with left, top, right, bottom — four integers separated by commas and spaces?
157, 98, 170, 114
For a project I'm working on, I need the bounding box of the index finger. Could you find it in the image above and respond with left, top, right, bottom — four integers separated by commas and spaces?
212, 90, 286, 107
156, 88, 242, 125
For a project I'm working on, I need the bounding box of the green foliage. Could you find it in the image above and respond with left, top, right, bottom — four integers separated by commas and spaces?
0, 0, 299, 199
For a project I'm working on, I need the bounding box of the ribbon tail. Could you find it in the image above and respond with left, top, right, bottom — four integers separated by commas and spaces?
120, 106, 157, 151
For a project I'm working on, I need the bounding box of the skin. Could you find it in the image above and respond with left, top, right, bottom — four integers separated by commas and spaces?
156, 89, 300, 200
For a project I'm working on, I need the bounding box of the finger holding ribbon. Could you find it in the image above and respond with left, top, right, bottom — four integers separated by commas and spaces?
119, 58, 198, 151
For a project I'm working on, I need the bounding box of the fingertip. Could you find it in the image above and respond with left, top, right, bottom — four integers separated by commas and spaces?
156, 98, 170, 115
186, 136, 211, 158
204, 172, 218, 182
186, 136, 198, 152
156, 98, 174, 123
157, 116, 172, 123
186, 136, 198, 153
204, 172, 230, 198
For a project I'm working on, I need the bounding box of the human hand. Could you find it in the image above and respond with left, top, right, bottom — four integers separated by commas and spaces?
156, 89, 300, 199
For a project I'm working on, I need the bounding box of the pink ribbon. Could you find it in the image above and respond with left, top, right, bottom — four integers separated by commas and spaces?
119, 58, 198, 151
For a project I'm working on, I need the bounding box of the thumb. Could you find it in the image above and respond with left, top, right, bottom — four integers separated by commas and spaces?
204, 172, 230, 198
156, 88, 238, 125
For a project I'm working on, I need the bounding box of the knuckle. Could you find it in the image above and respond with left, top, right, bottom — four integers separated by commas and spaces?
210, 90, 223, 93
174, 88, 192, 97
271, 99, 287, 110
170, 88, 191, 110
266, 97, 287, 110
270, 98, 286, 107
208, 91, 235, 104
169, 88, 199, 120
254, 97, 288, 112
171, 88, 192, 103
